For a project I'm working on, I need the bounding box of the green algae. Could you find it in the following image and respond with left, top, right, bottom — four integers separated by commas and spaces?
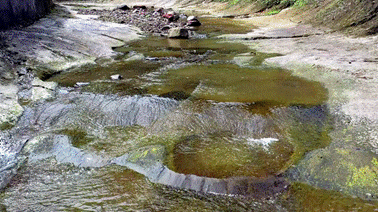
171, 134, 294, 178
288, 145, 378, 201
147, 63, 328, 106
280, 182, 378, 211
283, 117, 333, 167
58, 128, 94, 148
347, 157, 378, 188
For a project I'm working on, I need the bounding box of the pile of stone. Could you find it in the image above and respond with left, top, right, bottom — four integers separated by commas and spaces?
77, 5, 201, 38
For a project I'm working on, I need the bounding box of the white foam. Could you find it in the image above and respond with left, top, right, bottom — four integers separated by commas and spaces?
246, 137, 279, 150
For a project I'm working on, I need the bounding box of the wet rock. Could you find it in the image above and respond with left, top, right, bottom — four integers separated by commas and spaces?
187, 16, 201, 26
287, 145, 378, 201
115, 5, 130, 11
17, 93, 179, 130
168, 28, 189, 39
0, 129, 31, 190
3, 6, 141, 72
26, 134, 109, 167
0, 84, 24, 130
112, 145, 288, 199
30, 78, 57, 102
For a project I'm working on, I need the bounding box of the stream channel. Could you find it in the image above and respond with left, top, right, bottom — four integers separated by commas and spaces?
0, 5, 377, 211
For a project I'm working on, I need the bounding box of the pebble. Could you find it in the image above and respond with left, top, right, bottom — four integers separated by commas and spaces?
110, 74, 122, 80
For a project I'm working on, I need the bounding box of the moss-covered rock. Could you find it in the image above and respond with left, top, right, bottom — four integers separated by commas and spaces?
0, 85, 24, 130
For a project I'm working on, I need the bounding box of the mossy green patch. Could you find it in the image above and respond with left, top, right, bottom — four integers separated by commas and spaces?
147, 63, 328, 105
58, 128, 94, 148
280, 182, 378, 211
347, 157, 378, 188
171, 134, 294, 178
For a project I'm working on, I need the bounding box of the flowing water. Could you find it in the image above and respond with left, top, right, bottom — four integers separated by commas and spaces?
1, 14, 377, 211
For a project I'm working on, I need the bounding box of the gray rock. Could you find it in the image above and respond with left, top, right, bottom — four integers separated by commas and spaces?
0, 84, 24, 130
187, 16, 201, 27
168, 27, 189, 39
115, 5, 130, 11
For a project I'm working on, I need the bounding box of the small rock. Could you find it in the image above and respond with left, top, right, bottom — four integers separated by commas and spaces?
133, 5, 147, 10
161, 25, 171, 31
75, 82, 90, 87
187, 16, 196, 21
179, 14, 187, 21
115, 5, 130, 11
168, 27, 189, 39
163, 11, 179, 22
110, 74, 123, 80
187, 16, 201, 26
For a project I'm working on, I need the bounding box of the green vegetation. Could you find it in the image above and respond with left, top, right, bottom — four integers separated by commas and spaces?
212, 0, 311, 9
209, 0, 378, 36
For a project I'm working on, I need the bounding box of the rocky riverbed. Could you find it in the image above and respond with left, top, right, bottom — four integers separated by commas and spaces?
77, 6, 187, 34
1, 0, 378, 211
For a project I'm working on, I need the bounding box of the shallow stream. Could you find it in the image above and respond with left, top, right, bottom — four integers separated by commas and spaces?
1, 10, 377, 211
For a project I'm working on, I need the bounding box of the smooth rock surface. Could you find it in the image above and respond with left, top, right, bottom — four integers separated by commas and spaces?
0, 85, 24, 129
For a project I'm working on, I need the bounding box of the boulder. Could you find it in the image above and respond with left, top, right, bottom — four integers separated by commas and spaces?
168, 27, 189, 39
115, 5, 130, 11
187, 16, 201, 26
31, 78, 57, 102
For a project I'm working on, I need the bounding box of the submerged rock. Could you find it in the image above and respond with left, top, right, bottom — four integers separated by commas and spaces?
26, 134, 109, 167
112, 145, 289, 199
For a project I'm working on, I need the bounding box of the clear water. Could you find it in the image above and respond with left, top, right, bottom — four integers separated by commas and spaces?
1, 10, 377, 212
